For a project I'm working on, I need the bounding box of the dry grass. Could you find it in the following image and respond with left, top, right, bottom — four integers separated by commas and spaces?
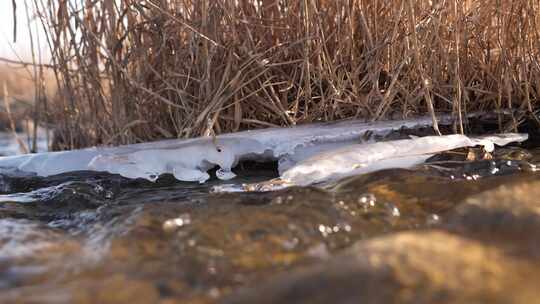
31, 0, 540, 149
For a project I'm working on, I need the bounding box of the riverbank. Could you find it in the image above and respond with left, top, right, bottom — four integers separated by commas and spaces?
29, 0, 540, 149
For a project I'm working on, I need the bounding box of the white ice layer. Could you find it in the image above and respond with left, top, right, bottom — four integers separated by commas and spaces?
0, 116, 444, 180
280, 133, 528, 186
0, 115, 528, 185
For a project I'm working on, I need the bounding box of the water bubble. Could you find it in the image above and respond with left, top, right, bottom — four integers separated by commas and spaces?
93, 184, 104, 193
427, 214, 440, 226
356, 193, 376, 210
104, 191, 114, 199
358, 194, 376, 205
318, 224, 334, 237
336, 200, 350, 211
93, 183, 114, 199
318, 223, 351, 237
162, 214, 192, 232
384, 203, 400, 217
318, 224, 328, 237
271, 195, 294, 205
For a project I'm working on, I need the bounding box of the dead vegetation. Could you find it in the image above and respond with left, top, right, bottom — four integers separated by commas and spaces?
30, 0, 540, 149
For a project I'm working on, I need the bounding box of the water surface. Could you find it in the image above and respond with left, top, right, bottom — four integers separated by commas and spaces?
1, 143, 540, 303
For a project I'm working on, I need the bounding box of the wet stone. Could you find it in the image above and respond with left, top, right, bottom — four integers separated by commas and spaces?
223, 231, 540, 304
446, 179, 540, 253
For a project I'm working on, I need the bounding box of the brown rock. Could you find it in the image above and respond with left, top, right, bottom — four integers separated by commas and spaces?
447, 179, 540, 243
223, 231, 539, 304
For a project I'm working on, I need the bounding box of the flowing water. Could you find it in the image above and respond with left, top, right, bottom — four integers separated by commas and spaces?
1, 135, 540, 303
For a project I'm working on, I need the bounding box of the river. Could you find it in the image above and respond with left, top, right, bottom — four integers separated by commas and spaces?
0, 128, 539, 303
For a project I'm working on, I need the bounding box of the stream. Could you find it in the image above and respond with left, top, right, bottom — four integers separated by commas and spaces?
1, 129, 540, 303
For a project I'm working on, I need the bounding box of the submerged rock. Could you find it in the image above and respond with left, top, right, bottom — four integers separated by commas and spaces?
446, 179, 540, 252
223, 231, 539, 304
223, 178, 540, 304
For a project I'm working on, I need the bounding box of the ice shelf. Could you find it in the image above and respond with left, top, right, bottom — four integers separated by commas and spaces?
280, 133, 528, 186
0, 115, 528, 185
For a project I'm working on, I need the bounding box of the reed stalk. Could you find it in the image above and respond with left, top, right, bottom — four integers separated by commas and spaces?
29, 0, 540, 149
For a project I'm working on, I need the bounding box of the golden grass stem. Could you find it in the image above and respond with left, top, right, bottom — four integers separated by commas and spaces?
28, 0, 540, 149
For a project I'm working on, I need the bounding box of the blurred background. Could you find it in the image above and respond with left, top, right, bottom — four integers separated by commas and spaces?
0, 1, 52, 155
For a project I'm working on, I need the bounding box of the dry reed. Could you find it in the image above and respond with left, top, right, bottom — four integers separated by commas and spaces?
31, 0, 540, 149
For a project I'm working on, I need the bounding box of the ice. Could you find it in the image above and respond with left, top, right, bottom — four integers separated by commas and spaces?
88, 138, 265, 183
470, 133, 531, 153
0, 114, 528, 185
19, 150, 101, 176
280, 133, 529, 186
0, 115, 443, 179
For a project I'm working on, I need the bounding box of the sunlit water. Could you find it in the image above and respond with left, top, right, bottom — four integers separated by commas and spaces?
1, 140, 540, 303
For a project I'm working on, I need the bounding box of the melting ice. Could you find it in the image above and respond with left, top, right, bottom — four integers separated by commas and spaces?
0, 116, 528, 186
280, 133, 528, 186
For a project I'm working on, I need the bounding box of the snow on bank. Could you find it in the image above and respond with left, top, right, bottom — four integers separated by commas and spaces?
0, 115, 528, 186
